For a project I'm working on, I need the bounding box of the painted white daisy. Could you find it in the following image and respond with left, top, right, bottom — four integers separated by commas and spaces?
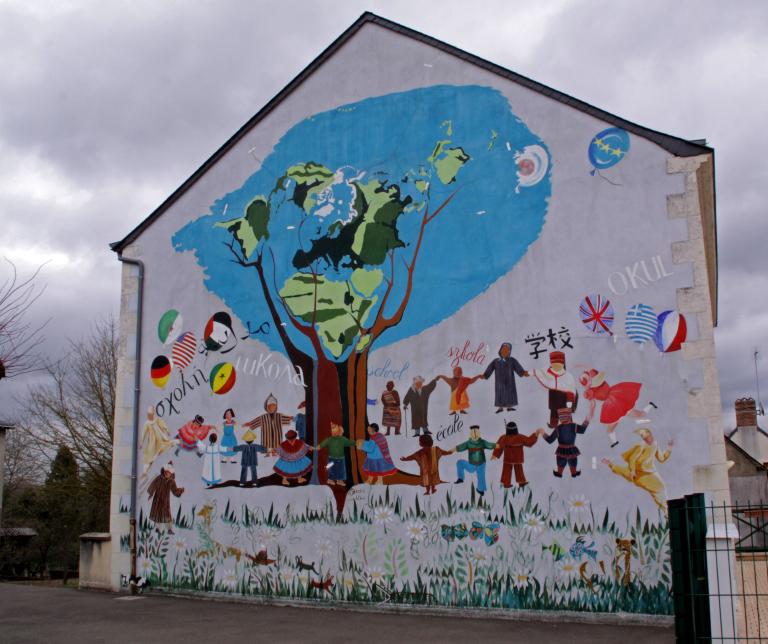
342, 575, 356, 590
511, 569, 532, 589
317, 540, 333, 556
470, 549, 487, 564
373, 506, 395, 526
259, 529, 277, 543
139, 559, 152, 574
173, 536, 187, 551
367, 566, 385, 583
568, 495, 591, 517
557, 557, 579, 580
520, 514, 545, 538
222, 569, 238, 589
405, 521, 425, 541
280, 569, 295, 584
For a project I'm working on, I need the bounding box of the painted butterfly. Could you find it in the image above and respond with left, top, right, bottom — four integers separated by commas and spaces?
469, 521, 500, 546
440, 523, 468, 542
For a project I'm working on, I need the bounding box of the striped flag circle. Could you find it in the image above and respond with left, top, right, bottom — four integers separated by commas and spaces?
625, 303, 657, 345
171, 331, 197, 370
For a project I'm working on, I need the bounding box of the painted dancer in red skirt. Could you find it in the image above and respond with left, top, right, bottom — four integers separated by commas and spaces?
579, 368, 656, 448
273, 430, 313, 486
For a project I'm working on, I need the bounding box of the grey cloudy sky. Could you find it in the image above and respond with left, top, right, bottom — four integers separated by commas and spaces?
1, 0, 766, 427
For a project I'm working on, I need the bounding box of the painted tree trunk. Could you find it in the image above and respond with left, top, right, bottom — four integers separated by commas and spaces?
312, 356, 343, 485
344, 349, 420, 486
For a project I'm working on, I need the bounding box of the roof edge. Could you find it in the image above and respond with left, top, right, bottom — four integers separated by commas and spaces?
725, 433, 768, 471
111, 11, 714, 253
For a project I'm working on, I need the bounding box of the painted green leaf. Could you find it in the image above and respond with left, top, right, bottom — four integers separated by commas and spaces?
215, 196, 271, 258
350, 268, 383, 298
280, 272, 378, 358
356, 334, 372, 353
428, 140, 471, 185
282, 162, 335, 212
350, 179, 410, 264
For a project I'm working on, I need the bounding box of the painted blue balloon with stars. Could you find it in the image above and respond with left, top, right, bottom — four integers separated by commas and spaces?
588, 127, 630, 174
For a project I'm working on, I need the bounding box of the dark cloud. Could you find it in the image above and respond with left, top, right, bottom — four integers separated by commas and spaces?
1, 0, 766, 421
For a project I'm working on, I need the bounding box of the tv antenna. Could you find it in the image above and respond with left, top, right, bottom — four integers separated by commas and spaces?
755, 350, 765, 416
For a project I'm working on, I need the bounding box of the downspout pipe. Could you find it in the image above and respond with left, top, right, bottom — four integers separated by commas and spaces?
117, 255, 144, 594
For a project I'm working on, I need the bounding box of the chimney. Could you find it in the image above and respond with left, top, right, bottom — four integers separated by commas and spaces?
736, 397, 758, 428
733, 397, 767, 465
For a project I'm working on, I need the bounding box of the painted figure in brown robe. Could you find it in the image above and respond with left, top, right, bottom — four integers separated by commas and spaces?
381, 380, 402, 435
147, 462, 185, 534
491, 421, 543, 488
400, 434, 453, 495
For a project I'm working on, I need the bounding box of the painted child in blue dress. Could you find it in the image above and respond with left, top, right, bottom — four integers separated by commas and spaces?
357, 423, 397, 485
220, 408, 238, 463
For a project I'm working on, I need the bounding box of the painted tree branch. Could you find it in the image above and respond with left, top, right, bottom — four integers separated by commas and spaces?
224, 240, 307, 364
370, 188, 459, 341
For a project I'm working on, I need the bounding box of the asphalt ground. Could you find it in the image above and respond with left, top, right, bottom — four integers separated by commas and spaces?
0, 582, 675, 643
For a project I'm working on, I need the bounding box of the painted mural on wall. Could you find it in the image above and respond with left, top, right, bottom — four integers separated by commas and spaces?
131, 84, 694, 614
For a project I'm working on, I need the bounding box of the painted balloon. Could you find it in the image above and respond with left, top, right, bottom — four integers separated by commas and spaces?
210, 362, 236, 395
203, 311, 237, 353
654, 310, 687, 353
625, 303, 657, 345
171, 331, 197, 370
158, 309, 183, 345
514, 144, 549, 190
588, 127, 630, 174
150, 355, 172, 388
579, 294, 614, 335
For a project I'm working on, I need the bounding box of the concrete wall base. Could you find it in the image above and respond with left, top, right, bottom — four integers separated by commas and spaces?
147, 587, 674, 628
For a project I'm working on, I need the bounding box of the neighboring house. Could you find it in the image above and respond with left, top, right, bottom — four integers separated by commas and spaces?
725, 397, 768, 505
107, 12, 726, 618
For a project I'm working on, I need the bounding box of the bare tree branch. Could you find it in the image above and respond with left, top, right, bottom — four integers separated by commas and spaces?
0, 259, 49, 380
16, 318, 117, 494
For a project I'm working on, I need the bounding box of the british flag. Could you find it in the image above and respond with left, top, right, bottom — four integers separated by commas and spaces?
171, 331, 197, 370
579, 294, 614, 335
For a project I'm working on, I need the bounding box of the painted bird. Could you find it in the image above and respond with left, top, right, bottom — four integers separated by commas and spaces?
569, 536, 598, 561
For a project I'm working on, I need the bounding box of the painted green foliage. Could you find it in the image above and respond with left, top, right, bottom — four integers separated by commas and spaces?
213, 138, 469, 360
137, 487, 673, 614
216, 197, 270, 258
279, 269, 383, 357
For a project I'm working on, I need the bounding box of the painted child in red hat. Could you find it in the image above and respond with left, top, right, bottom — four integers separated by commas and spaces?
533, 351, 579, 428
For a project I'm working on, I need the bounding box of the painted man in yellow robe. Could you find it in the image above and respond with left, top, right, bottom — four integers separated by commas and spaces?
141, 405, 175, 477
602, 427, 673, 510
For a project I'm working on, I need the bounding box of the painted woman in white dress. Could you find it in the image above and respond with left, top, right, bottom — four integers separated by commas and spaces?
197, 433, 223, 486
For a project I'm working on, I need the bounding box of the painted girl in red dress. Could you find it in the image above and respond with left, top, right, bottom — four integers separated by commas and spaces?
579, 369, 656, 448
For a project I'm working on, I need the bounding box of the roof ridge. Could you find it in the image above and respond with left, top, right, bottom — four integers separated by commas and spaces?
111, 11, 713, 253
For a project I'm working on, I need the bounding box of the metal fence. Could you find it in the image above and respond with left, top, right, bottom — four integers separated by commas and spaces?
669, 493, 768, 642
